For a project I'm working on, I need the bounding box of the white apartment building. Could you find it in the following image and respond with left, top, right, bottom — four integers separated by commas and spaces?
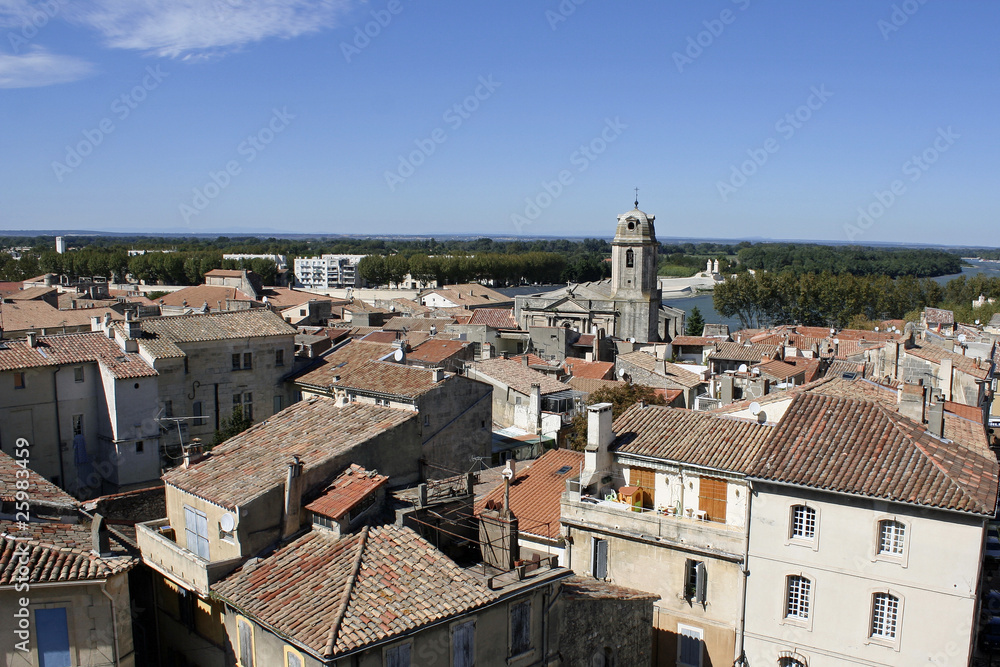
221, 253, 288, 269
294, 254, 366, 289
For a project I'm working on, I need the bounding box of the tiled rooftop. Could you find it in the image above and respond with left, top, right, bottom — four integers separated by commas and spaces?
476, 448, 583, 539
0, 331, 157, 379
305, 465, 389, 521
162, 399, 417, 508
383, 317, 455, 332
212, 524, 496, 658
0, 301, 123, 331
670, 336, 722, 346
757, 360, 801, 381
924, 307, 955, 325
905, 342, 992, 380
334, 360, 447, 399
132, 309, 295, 345
468, 358, 571, 396
0, 519, 137, 584
612, 404, 773, 474
292, 340, 397, 388
566, 377, 624, 395
616, 352, 703, 389
467, 308, 519, 329
708, 342, 780, 363
420, 284, 511, 307
406, 338, 470, 364
5, 286, 57, 301
563, 358, 615, 380
752, 392, 999, 516
0, 450, 77, 506
154, 284, 255, 308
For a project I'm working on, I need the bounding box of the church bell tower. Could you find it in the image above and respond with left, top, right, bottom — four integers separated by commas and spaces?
610, 195, 661, 341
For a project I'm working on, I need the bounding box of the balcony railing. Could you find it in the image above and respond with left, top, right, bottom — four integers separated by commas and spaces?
136, 518, 244, 597
561, 486, 745, 558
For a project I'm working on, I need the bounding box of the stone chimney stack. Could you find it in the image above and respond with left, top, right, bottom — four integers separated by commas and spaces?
897, 381, 927, 425
528, 383, 541, 433
926, 391, 945, 438
25, 331, 38, 348
91, 513, 112, 557
282, 456, 305, 540
582, 403, 614, 493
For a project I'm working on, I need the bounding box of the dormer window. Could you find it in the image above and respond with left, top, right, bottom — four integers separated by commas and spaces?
626, 249, 634, 267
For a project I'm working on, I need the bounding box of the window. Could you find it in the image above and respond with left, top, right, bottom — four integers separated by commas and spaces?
790, 505, 816, 540
73, 366, 84, 382
385, 642, 410, 667
698, 477, 728, 523
72, 414, 84, 436
677, 624, 703, 667
625, 248, 634, 267
14, 372, 25, 389
275, 349, 284, 367
778, 658, 807, 667
237, 616, 255, 667
284, 646, 304, 667
452, 619, 475, 667
510, 600, 531, 656
234, 393, 253, 421
243, 352, 252, 369
193, 401, 204, 424
35, 607, 71, 667
135, 441, 144, 453
164, 400, 173, 418
871, 593, 899, 640
630, 467, 656, 507
184, 505, 210, 560
878, 520, 906, 556
184, 357, 189, 374
592, 537, 608, 579
232, 353, 241, 370
685, 560, 707, 603
785, 575, 811, 620
273, 395, 283, 414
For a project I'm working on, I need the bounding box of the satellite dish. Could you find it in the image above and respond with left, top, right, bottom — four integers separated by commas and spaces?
737, 364, 748, 373
830, 328, 836, 336
751, 367, 761, 376
749, 401, 762, 416
874, 326, 879, 332
617, 367, 626, 378
958, 334, 967, 343
976, 319, 981, 325
220, 513, 236, 532
393, 348, 405, 362
502, 466, 513, 480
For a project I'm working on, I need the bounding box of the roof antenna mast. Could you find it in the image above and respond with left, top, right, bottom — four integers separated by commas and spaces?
633, 187, 639, 209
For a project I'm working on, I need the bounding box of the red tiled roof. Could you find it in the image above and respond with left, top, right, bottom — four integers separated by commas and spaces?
468, 358, 570, 396
567, 377, 623, 395
945, 401, 983, 422
261, 287, 348, 309
334, 360, 447, 399
670, 336, 720, 346
757, 360, 801, 381
5, 286, 57, 301
572, 334, 595, 347
419, 283, 511, 307
0, 331, 157, 379
155, 284, 256, 307
924, 307, 955, 325
359, 330, 406, 344
708, 342, 780, 363
655, 388, 684, 405
752, 392, 999, 515
163, 399, 417, 508
613, 404, 773, 473
616, 352, 703, 389
785, 357, 823, 383
0, 301, 124, 332
293, 340, 397, 388
305, 465, 388, 520
510, 353, 556, 368
0, 450, 76, 506
407, 338, 471, 364
906, 342, 992, 380
383, 316, 454, 332
0, 520, 137, 584
212, 524, 496, 658
467, 308, 519, 329
563, 358, 614, 380
476, 448, 583, 540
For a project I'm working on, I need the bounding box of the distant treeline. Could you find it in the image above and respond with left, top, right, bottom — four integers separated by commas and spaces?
714, 271, 1000, 329
736, 244, 962, 278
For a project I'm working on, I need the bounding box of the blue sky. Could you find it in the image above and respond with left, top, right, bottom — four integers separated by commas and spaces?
0, 1, 996, 245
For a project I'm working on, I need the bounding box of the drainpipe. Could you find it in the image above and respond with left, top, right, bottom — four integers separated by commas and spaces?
98, 581, 123, 666
52, 367, 67, 489
735, 480, 753, 667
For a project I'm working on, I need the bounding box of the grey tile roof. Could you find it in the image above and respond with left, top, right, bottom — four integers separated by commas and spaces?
127, 310, 296, 359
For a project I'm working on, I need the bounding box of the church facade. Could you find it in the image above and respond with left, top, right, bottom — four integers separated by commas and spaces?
514, 203, 684, 344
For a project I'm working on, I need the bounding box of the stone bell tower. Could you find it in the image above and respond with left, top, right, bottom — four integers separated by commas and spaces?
610, 196, 661, 342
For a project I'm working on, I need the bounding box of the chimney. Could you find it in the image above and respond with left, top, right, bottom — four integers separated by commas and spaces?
25, 331, 37, 348
91, 513, 112, 557
582, 403, 614, 492
282, 456, 305, 539
431, 368, 444, 383
897, 381, 927, 424
528, 383, 541, 433
926, 394, 945, 438
182, 438, 204, 468
521, 355, 529, 367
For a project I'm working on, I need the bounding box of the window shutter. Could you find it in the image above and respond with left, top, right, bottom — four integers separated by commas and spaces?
593, 538, 608, 579
453, 620, 475, 667
238, 619, 254, 667
511, 601, 531, 655
695, 562, 707, 603
386, 643, 411, 667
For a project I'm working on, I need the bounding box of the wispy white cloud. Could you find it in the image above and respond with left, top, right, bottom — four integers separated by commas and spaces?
0, 46, 95, 88
65, 0, 358, 58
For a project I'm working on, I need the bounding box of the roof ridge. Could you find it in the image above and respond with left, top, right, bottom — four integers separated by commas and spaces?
325, 525, 369, 657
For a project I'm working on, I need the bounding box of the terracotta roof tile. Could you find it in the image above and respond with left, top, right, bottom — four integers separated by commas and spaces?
0, 450, 77, 506
708, 342, 780, 363
617, 352, 703, 389
752, 392, 999, 515
906, 342, 992, 380
212, 524, 496, 658
419, 284, 512, 308
5, 286, 58, 301
567, 377, 623, 395
334, 360, 447, 399
383, 317, 455, 332
467, 308, 519, 329
0, 331, 157, 379
306, 465, 389, 520
162, 399, 417, 509
468, 358, 571, 396
406, 339, 471, 364
563, 358, 614, 380
670, 336, 721, 346
155, 284, 256, 308
757, 360, 801, 381
0, 520, 137, 584
613, 404, 773, 473
129, 309, 295, 349
476, 448, 583, 539
0, 301, 124, 331
292, 340, 397, 388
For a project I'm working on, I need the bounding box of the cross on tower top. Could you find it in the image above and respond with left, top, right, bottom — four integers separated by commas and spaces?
633, 187, 639, 208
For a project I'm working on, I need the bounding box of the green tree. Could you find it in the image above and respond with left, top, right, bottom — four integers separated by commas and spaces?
384, 254, 410, 287
358, 255, 387, 286
685, 307, 705, 337
213, 405, 253, 447
565, 384, 666, 451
